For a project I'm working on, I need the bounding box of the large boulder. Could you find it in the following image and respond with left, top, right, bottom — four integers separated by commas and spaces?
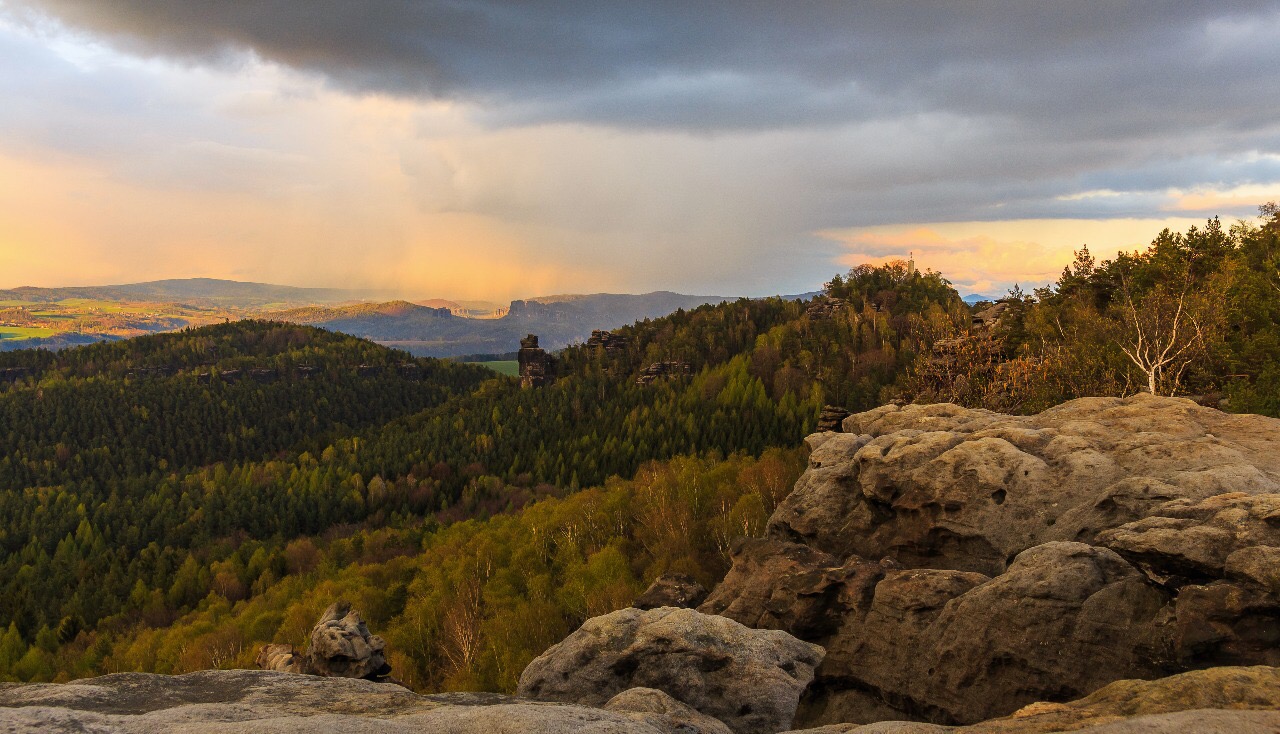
606, 688, 734, 734
307, 601, 391, 680
709, 542, 1171, 725
772, 394, 1280, 576
255, 600, 392, 681
633, 573, 709, 610
517, 606, 825, 734
0, 670, 729, 733
706, 395, 1280, 727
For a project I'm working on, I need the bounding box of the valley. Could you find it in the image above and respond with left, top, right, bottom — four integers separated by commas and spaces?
0, 280, 741, 357
0, 213, 1278, 731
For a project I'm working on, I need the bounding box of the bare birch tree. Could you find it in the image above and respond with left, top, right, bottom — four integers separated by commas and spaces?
1116, 269, 1208, 396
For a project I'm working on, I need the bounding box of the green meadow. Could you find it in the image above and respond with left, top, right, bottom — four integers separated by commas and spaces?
0, 326, 57, 340
467, 360, 520, 376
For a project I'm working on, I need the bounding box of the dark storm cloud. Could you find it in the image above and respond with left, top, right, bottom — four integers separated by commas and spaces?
5, 0, 1280, 298
9, 0, 1280, 134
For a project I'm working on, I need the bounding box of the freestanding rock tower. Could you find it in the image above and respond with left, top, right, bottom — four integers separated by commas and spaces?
518, 334, 552, 388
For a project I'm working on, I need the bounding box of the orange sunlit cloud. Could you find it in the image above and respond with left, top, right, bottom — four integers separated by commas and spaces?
821, 218, 1212, 294
1163, 182, 1280, 213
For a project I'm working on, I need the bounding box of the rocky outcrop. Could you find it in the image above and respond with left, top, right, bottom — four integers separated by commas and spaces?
784, 666, 1280, 733
637, 361, 693, 386
517, 606, 825, 734
805, 298, 849, 320
588, 329, 630, 354
706, 395, 1280, 727
4, 666, 1274, 734
254, 601, 392, 681
518, 334, 554, 388
633, 573, 709, 610
773, 395, 1280, 575
0, 670, 731, 733
817, 405, 851, 433
307, 601, 392, 679
255, 643, 306, 674
606, 688, 734, 734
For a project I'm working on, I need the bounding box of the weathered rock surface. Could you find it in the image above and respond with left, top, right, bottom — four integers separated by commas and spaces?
633, 573, 709, 610
707, 395, 1280, 727
4, 666, 1273, 734
254, 600, 392, 681
307, 601, 391, 680
254, 643, 305, 674
777, 394, 1280, 574
517, 606, 825, 734
0, 670, 729, 733
606, 688, 734, 734
816, 405, 852, 433
1098, 492, 1280, 584
784, 666, 1280, 733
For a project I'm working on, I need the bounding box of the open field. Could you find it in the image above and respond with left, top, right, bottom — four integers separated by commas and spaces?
0, 297, 235, 349
54, 298, 133, 313
0, 326, 57, 340
467, 360, 519, 376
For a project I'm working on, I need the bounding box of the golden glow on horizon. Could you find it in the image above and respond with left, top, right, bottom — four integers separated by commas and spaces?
2, 8, 1280, 300
823, 217, 1213, 293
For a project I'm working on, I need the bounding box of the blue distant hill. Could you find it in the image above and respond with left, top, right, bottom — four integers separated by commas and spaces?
962, 293, 998, 305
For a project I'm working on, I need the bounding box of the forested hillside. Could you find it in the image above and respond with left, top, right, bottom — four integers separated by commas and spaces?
2, 208, 1274, 688
0, 268, 960, 684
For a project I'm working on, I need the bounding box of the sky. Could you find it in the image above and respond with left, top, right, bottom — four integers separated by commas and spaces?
1, 2, 1279, 300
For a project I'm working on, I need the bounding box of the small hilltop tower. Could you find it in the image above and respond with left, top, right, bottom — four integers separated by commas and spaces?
907, 251, 917, 276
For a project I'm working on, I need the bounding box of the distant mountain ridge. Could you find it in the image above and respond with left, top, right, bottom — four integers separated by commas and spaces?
278, 291, 739, 357
2, 278, 823, 356
0, 278, 393, 307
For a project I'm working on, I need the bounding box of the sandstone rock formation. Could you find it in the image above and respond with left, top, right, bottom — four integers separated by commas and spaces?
518, 334, 554, 388
637, 361, 693, 386
588, 329, 630, 354
632, 573, 709, 610
704, 394, 1280, 727
0, 670, 731, 733
255, 600, 392, 681
805, 297, 849, 320
517, 606, 825, 734
3, 665, 1274, 733
816, 405, 851, 433
785, 666, 1280, 733
605, 688, 734, 734
255, 642, 306, 674
308, 601, 392, 679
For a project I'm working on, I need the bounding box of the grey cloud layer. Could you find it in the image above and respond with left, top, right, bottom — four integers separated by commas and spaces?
11, 1, 1280, 133
5, 0, 1280, 295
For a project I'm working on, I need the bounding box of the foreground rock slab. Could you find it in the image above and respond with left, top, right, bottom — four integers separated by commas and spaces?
517, 606, 825, 734
0, 670, 730, 733
783, 666, 1280, 733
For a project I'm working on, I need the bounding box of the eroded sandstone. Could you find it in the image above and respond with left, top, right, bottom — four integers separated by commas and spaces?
517, 606, 825, 734
708, 395, 1280, 727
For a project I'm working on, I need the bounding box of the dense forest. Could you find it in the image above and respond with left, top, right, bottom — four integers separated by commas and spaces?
0, 270, 949, 682
1, 206, 1277, 686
